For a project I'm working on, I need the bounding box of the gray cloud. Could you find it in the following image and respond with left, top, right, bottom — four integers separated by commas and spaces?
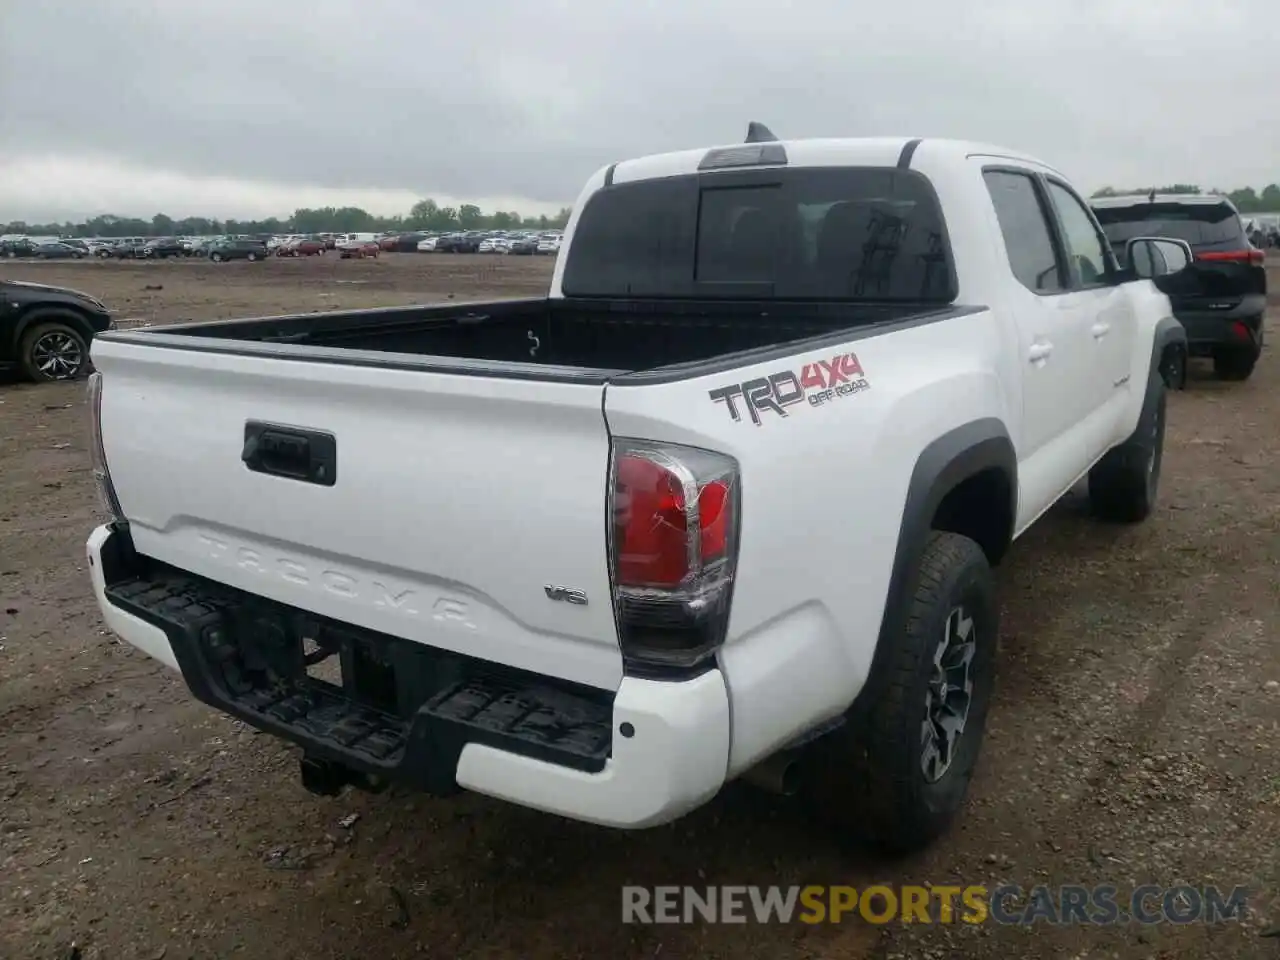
2, 0, 1276, 220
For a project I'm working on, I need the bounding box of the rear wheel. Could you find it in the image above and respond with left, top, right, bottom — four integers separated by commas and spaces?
1213, 344, 1260, 381
802, 531, 997, 855
1088, 369, 1166, 522
211, 252, 224, 263
20, 320, 90, 383
247, 252, 258, 262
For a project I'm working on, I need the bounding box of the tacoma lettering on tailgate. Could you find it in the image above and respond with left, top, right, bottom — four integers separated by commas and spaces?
708, 352, 871, 425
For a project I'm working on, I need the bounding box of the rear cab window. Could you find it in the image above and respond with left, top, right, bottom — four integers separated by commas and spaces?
561, 166, 957, 303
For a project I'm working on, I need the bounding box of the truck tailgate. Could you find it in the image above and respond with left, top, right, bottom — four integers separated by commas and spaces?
92, 340, 623, 690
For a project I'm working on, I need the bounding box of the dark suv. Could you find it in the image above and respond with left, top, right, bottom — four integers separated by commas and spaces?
143, 237, 187, 259
1092, 194, 1267, 380
0, 279, 114, 382
207, 239, 269, 262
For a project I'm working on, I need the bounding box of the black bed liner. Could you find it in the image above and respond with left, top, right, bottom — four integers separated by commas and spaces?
97, 297, 984, 385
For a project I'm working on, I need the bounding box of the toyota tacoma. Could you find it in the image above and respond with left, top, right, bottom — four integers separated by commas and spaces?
84, 128, 1202, 853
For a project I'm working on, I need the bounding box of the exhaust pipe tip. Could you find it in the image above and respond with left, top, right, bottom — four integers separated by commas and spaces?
300, 755, 391, 797
299, 755, 351, 797
741, 751, 802, 797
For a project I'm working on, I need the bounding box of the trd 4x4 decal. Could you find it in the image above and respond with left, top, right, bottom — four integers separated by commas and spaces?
708, 352, 871, 425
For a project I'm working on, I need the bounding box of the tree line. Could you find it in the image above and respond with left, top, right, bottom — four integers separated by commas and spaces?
9, 182, 1279, 239
1, 198, 574, 239
1091, 183, 1280, 213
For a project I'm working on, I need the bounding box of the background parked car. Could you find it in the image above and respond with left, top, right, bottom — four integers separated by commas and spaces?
277, 237, 326, 257
1093, 192, 1267, 381
143, 238, 187, 259
380, 232, 428, 253
33, 241, 87, 260
478, 236, 510, 254
416, 236, 439, 252
436, 232, 481, 253
337, 239, 380, 259
1, 239, 38, 258
111, 239, 150, 259
207, 239, 269, 262
507, 235, 540, 255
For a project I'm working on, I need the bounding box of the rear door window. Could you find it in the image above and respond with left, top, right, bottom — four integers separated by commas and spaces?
1044, 181, 1110, 287
562, 166, 956, 302
982, 170, 1064, 294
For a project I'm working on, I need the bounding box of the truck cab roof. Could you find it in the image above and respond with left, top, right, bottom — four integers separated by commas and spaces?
600, 136, 1068, 186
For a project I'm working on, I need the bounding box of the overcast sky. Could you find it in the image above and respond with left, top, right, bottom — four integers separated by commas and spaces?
1, 0, 1275, 223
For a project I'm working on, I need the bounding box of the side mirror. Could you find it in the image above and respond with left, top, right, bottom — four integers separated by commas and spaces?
1125, 236, 1193, 279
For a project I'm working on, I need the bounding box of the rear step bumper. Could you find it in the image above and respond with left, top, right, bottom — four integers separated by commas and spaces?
86, 523, 730, 828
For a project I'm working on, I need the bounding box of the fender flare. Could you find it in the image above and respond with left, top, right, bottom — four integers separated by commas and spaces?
853, 418, 1017, 713
1150, 315, 1188, 389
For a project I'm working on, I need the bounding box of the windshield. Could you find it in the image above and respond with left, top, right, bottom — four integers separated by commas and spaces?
1093, 201, 1246, 252
561, 166, 956, 302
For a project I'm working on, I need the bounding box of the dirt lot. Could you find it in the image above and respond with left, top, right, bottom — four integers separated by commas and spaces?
3, 253, 1280, 959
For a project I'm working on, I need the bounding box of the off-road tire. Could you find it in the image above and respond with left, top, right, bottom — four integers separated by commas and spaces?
802, 531, 998, 855
1088, 370, 1166, 523
19, 319, 91, 383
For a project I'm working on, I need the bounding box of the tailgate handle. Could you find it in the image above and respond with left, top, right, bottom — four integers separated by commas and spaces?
242, 422, 337, 486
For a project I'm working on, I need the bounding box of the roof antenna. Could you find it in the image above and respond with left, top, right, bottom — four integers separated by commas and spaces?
745, 121, 779, 144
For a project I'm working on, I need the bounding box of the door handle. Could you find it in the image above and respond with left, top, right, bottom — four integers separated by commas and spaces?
1028, 342, 1053, 363
1091, 322, 1111, 339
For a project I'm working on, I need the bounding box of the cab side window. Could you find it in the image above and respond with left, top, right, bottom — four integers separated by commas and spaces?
983, 170, 1064, 294
1045, 181, 1109, 288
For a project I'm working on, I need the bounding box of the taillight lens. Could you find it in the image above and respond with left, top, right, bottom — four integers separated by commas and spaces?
87, 372, 124, 523
1195, 248, 1266, 264
609, 439, 739, 674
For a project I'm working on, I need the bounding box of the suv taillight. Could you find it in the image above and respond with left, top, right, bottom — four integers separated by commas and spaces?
87, 372, 124, 523
1196, 248, 1266, 265
608, 439, 739, 674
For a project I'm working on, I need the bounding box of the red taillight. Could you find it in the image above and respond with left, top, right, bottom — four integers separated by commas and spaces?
609, 440, 740, 673
614, 455, 733, 588
1195, 249, 1266, 264
614, 455, 689, 588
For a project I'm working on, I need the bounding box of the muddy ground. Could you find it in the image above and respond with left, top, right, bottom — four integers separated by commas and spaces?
2, 253, 1280, 960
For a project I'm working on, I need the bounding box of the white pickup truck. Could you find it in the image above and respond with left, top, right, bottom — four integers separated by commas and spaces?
85, 129, 1202, 854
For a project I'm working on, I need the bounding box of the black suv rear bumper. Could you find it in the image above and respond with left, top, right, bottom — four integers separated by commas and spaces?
1176, 295, 1265, 355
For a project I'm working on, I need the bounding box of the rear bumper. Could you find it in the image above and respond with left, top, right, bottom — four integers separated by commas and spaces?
86, 523, 730, 828
1175, 295, 1265, 351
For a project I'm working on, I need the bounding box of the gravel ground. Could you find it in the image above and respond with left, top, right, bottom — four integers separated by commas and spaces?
2, 254, 1279, 960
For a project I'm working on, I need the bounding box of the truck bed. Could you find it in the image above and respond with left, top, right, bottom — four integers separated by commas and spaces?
125, 297, 944, 378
